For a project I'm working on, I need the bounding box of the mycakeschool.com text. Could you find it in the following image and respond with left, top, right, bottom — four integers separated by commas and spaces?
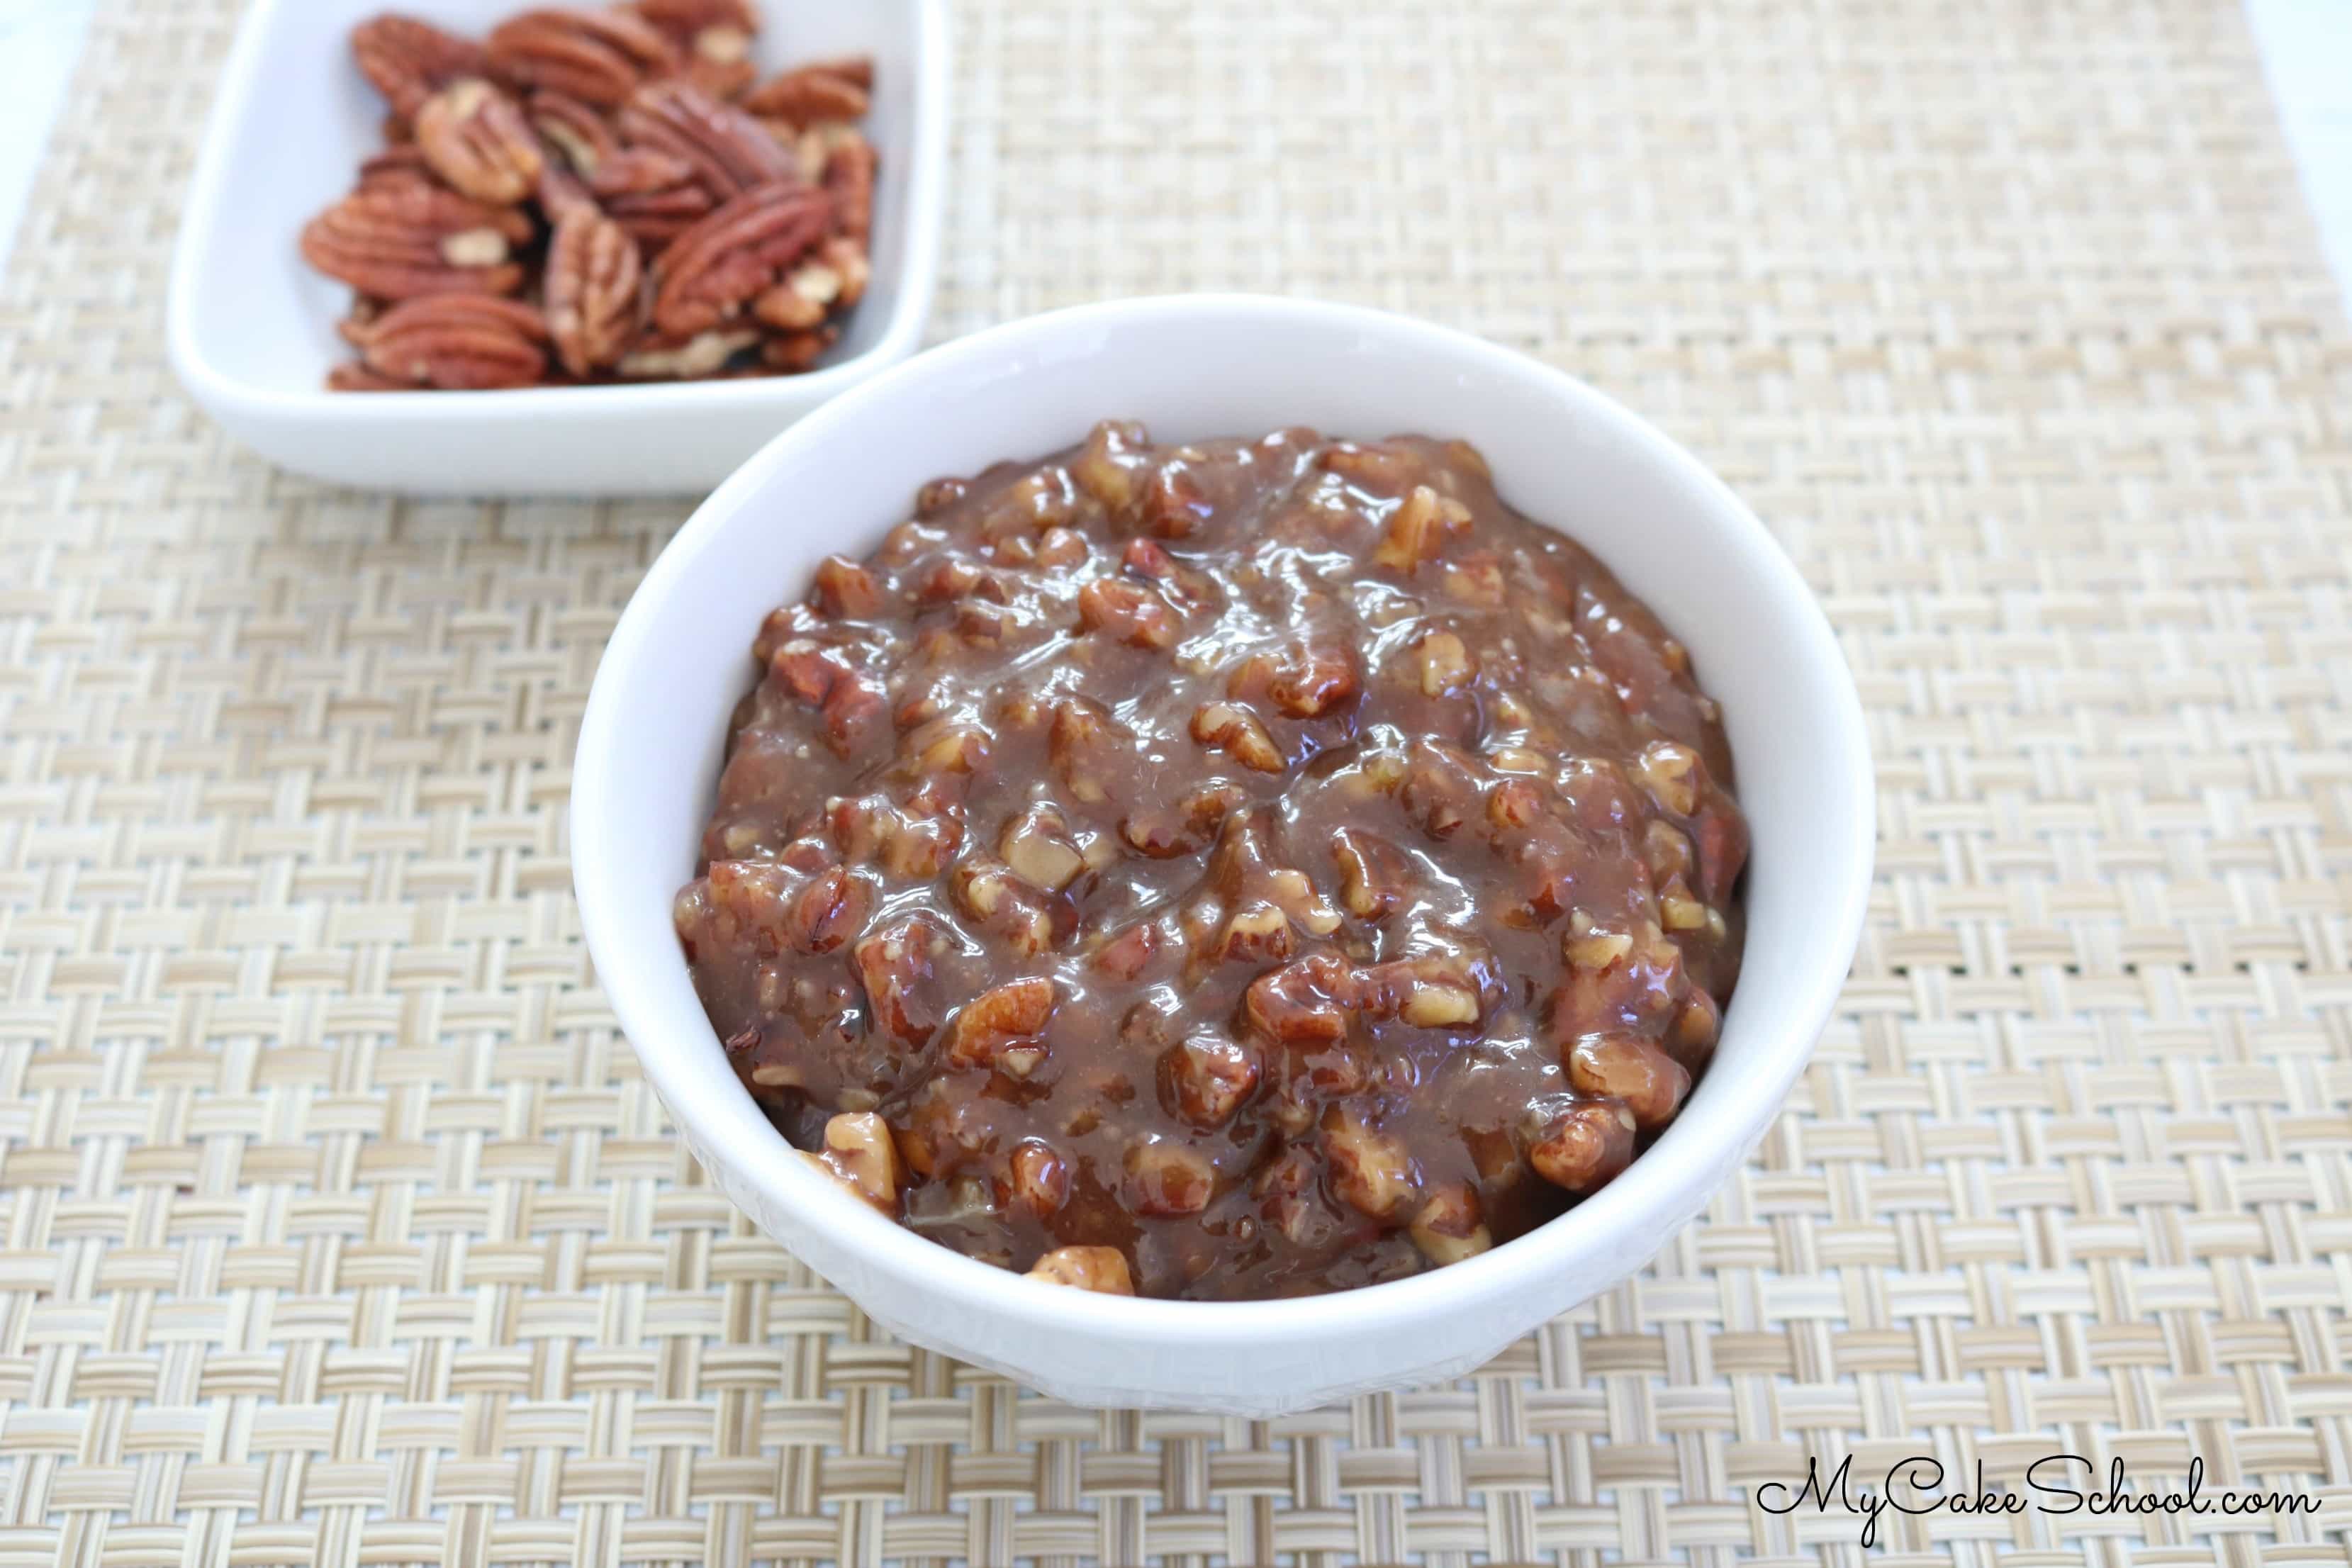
1754, 1455, 2319, 1547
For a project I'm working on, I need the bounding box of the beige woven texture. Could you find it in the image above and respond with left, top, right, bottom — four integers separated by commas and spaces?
3, 0, 2350, 1562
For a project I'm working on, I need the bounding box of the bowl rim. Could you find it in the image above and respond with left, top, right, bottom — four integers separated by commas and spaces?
164, 0, 952, 427
573, 292, 1876, 1341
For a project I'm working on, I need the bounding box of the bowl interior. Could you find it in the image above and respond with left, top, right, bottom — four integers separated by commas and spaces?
180, 0, 926, 398
576, 298, 1872, 1345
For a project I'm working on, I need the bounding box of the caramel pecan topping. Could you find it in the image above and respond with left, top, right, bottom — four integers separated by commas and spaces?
678, 425, 1747, 1298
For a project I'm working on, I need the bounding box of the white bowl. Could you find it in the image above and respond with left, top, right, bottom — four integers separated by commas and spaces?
572, 295, 1875, 1413
166, 0, 948, 495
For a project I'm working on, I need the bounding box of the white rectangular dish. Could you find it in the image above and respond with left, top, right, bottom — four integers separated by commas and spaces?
167, 0, 947, 495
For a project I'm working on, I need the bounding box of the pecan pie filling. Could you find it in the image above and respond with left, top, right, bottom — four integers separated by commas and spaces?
675, 422, 1749, 1300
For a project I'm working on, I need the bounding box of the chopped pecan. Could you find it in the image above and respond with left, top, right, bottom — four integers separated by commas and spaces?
1408, 1185, 1491, 1265
1158, 1034, 1260, 1129
741, 57, 873, 125
998, 805, 1085, 892
1331, 827, 1410, 920
1372, 484, 1472, 571
1529, 1099, 1635, 1192
1090, 919, 1163, 980
1124, 1137, 1216, 1216
1565, 1032, 1690, 1129
806, 1110, 901, 1211
1077, 578, 1179, 650
1242, 953, 1352, 1046
544, 206, 643, 376
1003, 1138, 1071, 1217
649, 181, 831, 336
1409, 627, 1477, 696
1323, 1108, 1419, 1220
301, 183, 532, 298
948, 857, 1057, 956
784, 866, 870, 954
1189, 701, 1284, 773
851, 913, 947, 1044
1263, 642, 1359, 717
351, 295, 549, 389
617, 79, 797, 200
943, 977, 1056, 1073
352, 13, 489, 121
413, 79, 544, 205
486, 7, 679, 108
1026, 1245, 1133, 1294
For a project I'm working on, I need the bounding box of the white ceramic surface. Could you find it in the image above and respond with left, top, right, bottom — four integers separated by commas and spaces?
572, 295, 1876, 1414
165, 0, 947, 495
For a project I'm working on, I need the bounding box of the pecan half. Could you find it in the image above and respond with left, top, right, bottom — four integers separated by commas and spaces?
676, 52, 756, 103
413, 79, 544, 205
742, 57, 873, 125
630, 0, 758, 98
617, 326, 759, 379
300, 183, 532, 298
534, 156, 598, 223
649, 181, 831, 336
617, 79, 796, 201
355, 142, 435, 193
325, 361, 410, 392
822, 130, 876, 243
544, 206, 642, 376
527, 88, 618, 176
590, 146, 713, 248
761, 325, 839, 372
352, 295, 549, 388
486, 7, 678, 108
633, 0, 757, 45
352, 13, 489, 121
750, 250, 844, 330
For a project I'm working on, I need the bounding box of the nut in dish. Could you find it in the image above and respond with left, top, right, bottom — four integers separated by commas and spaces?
306, 4, 877, 391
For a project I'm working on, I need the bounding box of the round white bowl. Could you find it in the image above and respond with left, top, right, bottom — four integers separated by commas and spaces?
572, 295, 1874, 1414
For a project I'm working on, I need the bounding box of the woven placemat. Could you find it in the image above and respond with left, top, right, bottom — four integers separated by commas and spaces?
4, 0, 2351, 1563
